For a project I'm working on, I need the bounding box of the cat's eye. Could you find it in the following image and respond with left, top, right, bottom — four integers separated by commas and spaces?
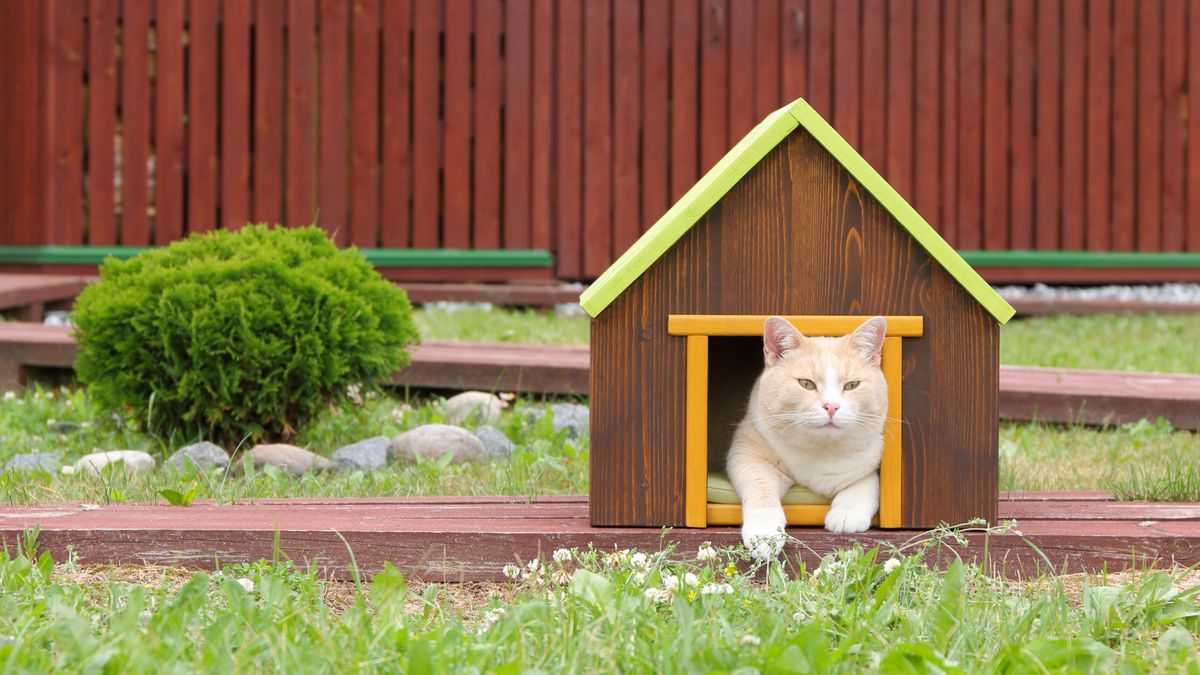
797, 378, 816, 390
843, 381, 860, 391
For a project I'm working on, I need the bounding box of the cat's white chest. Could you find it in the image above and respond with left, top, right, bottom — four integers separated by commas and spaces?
754, 419, 883, 497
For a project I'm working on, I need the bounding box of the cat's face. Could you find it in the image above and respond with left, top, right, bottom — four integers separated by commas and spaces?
753, 317, 888, 439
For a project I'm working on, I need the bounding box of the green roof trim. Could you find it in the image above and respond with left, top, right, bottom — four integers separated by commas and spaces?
579, 99, 1016, 324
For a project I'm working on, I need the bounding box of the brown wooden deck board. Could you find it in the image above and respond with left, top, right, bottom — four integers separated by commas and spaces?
0, 274, 91, 319
1, 495, 1197, 581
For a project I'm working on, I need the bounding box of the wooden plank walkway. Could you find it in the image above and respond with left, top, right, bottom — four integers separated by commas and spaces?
1, 494, 1197, 581
0, 327, 1196, 428
0, 274, 91, 320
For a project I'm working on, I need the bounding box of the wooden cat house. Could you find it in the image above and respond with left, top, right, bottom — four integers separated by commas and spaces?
580, 99, 1015, 530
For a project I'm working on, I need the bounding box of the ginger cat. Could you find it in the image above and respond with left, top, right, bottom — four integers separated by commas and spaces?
727, 316, 888, 558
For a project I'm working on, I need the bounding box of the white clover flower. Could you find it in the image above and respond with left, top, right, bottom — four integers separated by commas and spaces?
606, 549, 631, 567
478, 607, 508, 633
697, 543, 718, 561
236, 577, 255, 593
552, 569, 571, 586
45, 391, 53, 399
739, 634, 762, 646
632, 572, 647, 586
553, 548, 573, 564
3, 392, 14, 401
502, 563, 521, 580
661, 573, 679, 591
684, 572, 699, 588
700, 583, 723, 596
792, 608, 808, 622
629, 552, 649, 571
883, 557, 902, 575
643, 588, 668, 604
526, 558, 541, 572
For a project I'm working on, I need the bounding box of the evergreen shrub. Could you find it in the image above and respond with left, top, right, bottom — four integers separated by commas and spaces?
73, 225, 418, 448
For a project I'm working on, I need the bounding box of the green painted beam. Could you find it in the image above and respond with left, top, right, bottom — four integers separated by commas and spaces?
0, 246, 553, 268
960, 251, 1200, 268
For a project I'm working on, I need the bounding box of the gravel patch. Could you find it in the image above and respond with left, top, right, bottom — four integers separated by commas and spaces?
996, 283, 1200, 304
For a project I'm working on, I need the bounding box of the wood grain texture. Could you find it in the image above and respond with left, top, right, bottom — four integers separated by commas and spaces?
286, 0, 317, 228
1086, 0, 1112, 251
1035, 0, 1061, 250
555, 0, 583, 273
380, 0, 412, 247
350, 0, 381, 246
186, 0, 219, 234
590, 130, 1000, 528
154, 0, 185, 242
221, 0, 252, 232
87, 0, 117, 244
252, 0, 285, 227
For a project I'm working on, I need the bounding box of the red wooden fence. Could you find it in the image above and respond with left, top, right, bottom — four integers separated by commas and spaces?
1, 0, 1198, 282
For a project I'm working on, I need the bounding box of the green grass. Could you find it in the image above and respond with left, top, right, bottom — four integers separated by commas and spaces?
2, 533, 1198, 671
413, 306, 591, 345
1001, 313, 1200, 374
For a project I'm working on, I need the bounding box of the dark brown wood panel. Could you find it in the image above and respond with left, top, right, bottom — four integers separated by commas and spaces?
1086, 0, 1113, 251
1035, 0, 1061, 250
1061, 0, 1086, 250
252, 0, 286, 227
442, 0, 472, 249
728, 0, 756, 140
806, 0, 832, 118
474, 0, 503, 249
670, 0, 700, 201
833, 0, 860, 147
221, 0, 252, 232
1137, 0, 1163, 252
780, 0, 807, 101
503, 0, 533, 249
982, 0, 1008, 250
154, 0, 185, 243
350, 0, 381, 247
555, 0, 583, 274
612, 0, 641, 251
591, 130, 999, 528
530, 0, 554, 248
411, 0, 441, 247
1191, 0, 1200, 251
754, 0, 782, 120
913, 0, 940, 224
641, 0, 671, 230
187, 0, 219, 234
699, 0, 729, 172
958, 0, 983, 250
45, 0, 86, 246
1111, 0, 1137, 252
583, 0, 613, 276
1162, 0, 1187, 252
938, 0, 958, 246
87, 0, 117, 245
286, 0, 317, 228
1009, 0, 1036, 250
380, 0, 412, 247
318, 0, 349, 244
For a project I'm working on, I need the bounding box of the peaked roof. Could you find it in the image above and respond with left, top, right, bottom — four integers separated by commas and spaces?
579, 99, 1015, 324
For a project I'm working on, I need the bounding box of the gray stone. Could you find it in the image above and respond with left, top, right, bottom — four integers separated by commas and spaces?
240, 444, 333, 476
533, 403, 590, 439
392, 424, 488, 464
3, 451, 62, 474
475, 425, 515, 460
65, 450, 156, 476
167, 442, 230, 471
443, 391, 506, 425
49, 421, 79, 434
331, 436, 390, 472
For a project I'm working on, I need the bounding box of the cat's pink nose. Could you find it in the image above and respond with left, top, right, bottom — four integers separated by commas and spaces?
822, 402, 840, 419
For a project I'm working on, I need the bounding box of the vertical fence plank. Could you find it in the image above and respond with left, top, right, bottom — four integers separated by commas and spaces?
1161, 0, 1186, 251
555, 0, 583, 274
982, 0, 1009, 249
914, 0, 941, 225
187, 0, 219, 234
780, 0, 807, 100
861, 0, 886, 170
45, 0, 86, 246
442, 0, 472, 249
122, 0, 151, 244
957, 0, 982, 250
1189, 0, 1200, 250
286, 0, 317, 228
155, 0, 185, 243
318, 0, 349, 243
728, 0, 756, 139
754, 0, 781, 119
887, 0, 914, 201
380, 0, 411, 247
1061, 0, 1086, 251
1111, 0, 1136, 251
531, 0, 554, 247
613, 0, 641, 251
350, 0, 381, 247
504, 0, 533, 248
938, 0, 958, 245
474, 0, 502, 249
411, 0, 441, 247
1009, 0, 1035, 250
253, 0, 285, 227
807, 0, 832, 118
1035, 0, 1060, 250
87, 0, 117, 245
833, 0, 860, 146
1085, 0, 1112, 251
583, 0, 613, 275
221, 0, 252, 232
1136, 0, 1162, 252
699, 0, 728, 172
671, 0, 700, 200
642, 0, 671, 229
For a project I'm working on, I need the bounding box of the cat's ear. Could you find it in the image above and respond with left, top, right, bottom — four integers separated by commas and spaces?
845, 316, 886, 366
763, 316, 805, 366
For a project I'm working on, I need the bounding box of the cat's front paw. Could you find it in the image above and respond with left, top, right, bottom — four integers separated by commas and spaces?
824, 507, 872, 533
741, 507, 788, 559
